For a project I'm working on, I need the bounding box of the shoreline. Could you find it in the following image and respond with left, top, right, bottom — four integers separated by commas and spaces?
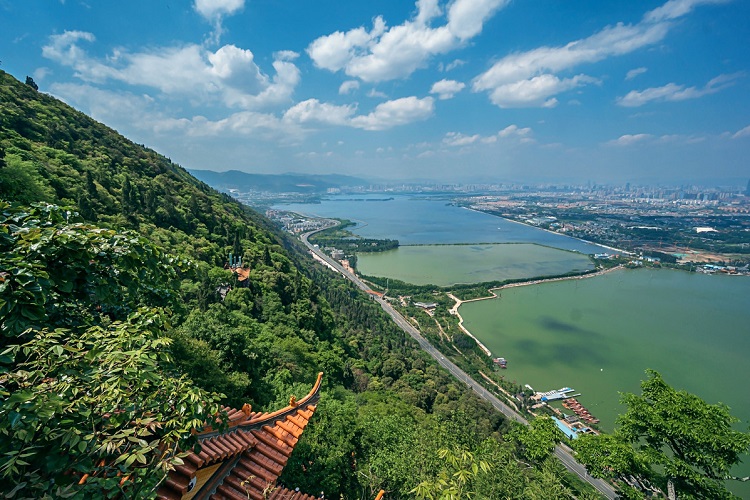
461, 206, 633, 256
448, 265, 624, 358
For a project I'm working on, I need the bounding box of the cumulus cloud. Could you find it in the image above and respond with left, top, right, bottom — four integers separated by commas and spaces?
485, 74, 598, 108
732, 124, 750, 139
50, 82, 301, 141
443, 132, 480, 146
307, 0, 509, 82
42, 31, 300, 110
626, 67, 648, 80
607, 133, 653, 146
194, 0, 244, 20
442, 125, 533, 147
283, 99, 356, 126
283, 96, 435, 131
350, 96, 435, 130
429, 79, 465, 99
617, 73, 742, 107
339, 80, 360, 95
473, 0, 722, 108
194, 0, 245, 43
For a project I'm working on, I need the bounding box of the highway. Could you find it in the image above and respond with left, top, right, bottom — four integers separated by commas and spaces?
300, 229, 617, 499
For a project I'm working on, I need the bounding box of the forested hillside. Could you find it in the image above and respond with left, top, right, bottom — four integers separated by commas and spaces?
0, 71, 598, 498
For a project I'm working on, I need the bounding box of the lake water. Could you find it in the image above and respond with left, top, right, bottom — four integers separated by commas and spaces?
461, 268, 750, 431
460, 268, 750, 495
356, 244, 594, 286
279, 194, 750, 494
277, 194, 606, 253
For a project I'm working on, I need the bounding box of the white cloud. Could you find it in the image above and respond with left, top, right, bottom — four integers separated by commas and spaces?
439, 58, 466, 72
350, 96, 435, 130
194, 0, 245, 42
283, 99, 356, 126
732, 124, 750, 139
626, 67, 648, 80
485, 74, 598, 108
194, 0, 244, 20
497, 124, 532, 138
617, 73, 741, 107
42, 32, 300, 110
50, 82, 301, 141
283, 96, 435, 131
443, 132, 480, 146
643, 0, 730, 23
33, 67, 51, 81
473, 0, 722, 108
274, 50, 299, 61
367, 89, 388, 99
339, 80, 360, 95
443, 125, 532, 147
307, 0, 508, 82
429, 78, 465, 99
607, 133, 653, 146
447, 0, 509, 39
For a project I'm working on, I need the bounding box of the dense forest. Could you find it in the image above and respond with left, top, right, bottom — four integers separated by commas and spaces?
0, 70, 596, 498
2, 70, 748, 499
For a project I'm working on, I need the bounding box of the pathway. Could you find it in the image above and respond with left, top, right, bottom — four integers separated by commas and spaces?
300, 228, 618, 499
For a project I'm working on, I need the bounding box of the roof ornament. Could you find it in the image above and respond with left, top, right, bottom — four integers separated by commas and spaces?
289, 395, 298, 407
241, 402, 252, 416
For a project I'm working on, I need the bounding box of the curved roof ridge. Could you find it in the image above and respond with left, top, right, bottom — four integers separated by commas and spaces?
242, 372, 323, 428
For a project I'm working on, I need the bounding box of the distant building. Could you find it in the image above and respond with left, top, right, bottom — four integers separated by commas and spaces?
414, 301, 438, 309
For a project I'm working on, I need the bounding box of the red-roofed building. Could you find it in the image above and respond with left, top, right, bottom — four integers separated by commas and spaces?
157, 373, 323, 500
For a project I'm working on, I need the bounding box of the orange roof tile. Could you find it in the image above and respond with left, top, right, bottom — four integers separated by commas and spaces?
157, 373, 323, 500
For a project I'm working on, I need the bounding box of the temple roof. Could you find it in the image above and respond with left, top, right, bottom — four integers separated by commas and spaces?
157, 372, 323, 500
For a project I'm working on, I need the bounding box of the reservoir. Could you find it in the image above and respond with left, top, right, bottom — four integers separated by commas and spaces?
279, 194, 750, 494
460, 268, 750, 496
356, 243, 594, 286
460, 268, 750, 432
277, 194, 606, 253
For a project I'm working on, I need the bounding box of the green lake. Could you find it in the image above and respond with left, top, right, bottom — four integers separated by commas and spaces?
460, 268, 750, 494
356, 243, 594, 286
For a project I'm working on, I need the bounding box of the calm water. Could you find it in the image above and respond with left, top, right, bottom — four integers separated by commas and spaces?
277, 194, 606, 253
357, 244, 594, 286
280, 195, 750, 494
461, 268, 750, 494
461, 268, 750, 429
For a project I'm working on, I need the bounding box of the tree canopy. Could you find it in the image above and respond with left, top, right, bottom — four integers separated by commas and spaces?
574, 369, 750, 499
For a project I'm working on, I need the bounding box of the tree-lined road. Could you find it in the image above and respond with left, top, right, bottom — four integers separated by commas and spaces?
300, 229, 617, 499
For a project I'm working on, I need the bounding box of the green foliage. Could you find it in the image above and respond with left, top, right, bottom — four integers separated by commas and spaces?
513, 416, 564, 464
574, 370, 750, 499
0, 69, 604, 499
0, 201, 183, 342
0, 309, 223, 499
410, 447, 491, 500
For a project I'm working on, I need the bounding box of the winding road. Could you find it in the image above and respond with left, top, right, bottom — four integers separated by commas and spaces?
300, 228, 617, 499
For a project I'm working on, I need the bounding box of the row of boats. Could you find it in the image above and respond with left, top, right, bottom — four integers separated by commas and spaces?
561, 398, 600, 424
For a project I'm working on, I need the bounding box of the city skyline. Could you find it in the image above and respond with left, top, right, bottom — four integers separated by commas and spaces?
2, 0, 749, 184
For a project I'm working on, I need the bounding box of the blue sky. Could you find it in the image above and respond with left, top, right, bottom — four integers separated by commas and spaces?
2, 0, 749, 184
